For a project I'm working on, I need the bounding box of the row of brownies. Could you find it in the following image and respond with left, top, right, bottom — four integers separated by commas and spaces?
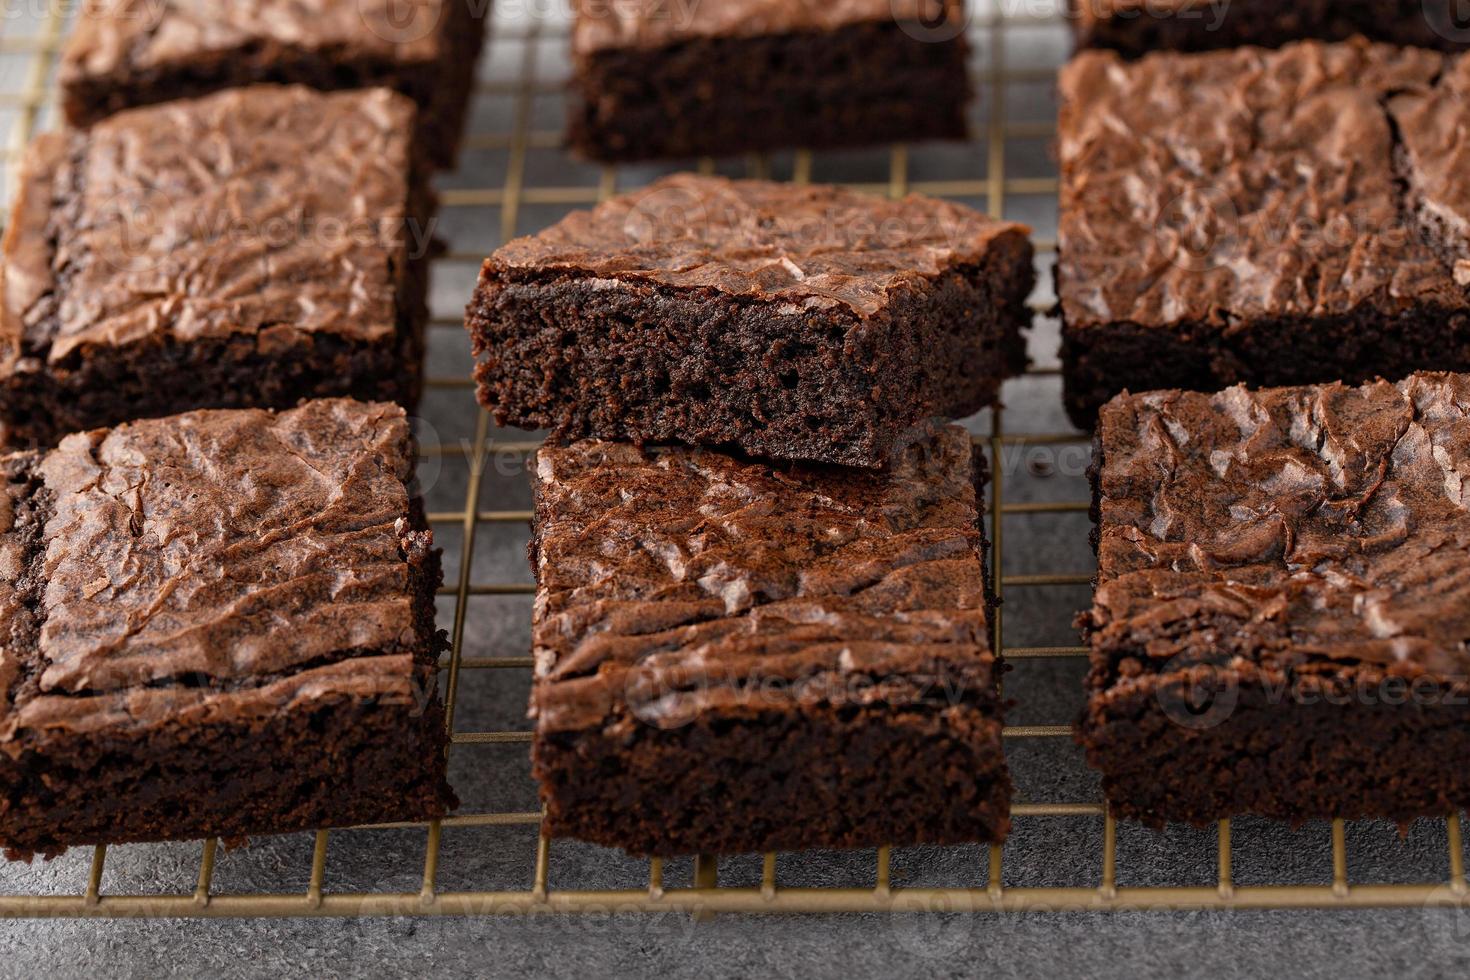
0, 1, 493, 858
0, 0, 1464, 864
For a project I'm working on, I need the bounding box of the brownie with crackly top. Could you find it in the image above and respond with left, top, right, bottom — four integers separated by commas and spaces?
1058, 41, 1470, 428
1079, 374, 1470, 827
60, 0, 488, 168
467, 174, 1033, 469
0, 399, 456, 861
0, 85, 432, 449
528, 426, 1011, 857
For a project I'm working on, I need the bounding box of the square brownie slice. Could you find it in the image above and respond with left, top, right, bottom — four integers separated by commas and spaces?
1058, 40, 1470, 429
1069, 0, 1470, 56
528, 426, 1011, 857
1079, 375, 1470, 827
0, 84, 432, 450
0, 399, 456, 861
60, 0, 489, 168
468, 174, 1033, 469
568, 0, 971, 161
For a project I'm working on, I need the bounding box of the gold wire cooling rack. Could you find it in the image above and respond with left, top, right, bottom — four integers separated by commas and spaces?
0, 1, 1467, 920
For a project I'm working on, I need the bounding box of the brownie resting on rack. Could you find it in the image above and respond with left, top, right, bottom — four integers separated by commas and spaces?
0, 399, 456, 861
1069, 0, 1470, 56
529, 427, 1011, 856
0, 84, 432, 449
468, 174, 1033, 469
59, 0, 489, 167
1058, 40, 1470, 428
568, 0, 972, 160
1079, 374, 1470, 827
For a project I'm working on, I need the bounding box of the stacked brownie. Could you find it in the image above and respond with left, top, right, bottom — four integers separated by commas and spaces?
472, 174, 1036, 855
568, 0, 972, 160
469, 174, 1033, 468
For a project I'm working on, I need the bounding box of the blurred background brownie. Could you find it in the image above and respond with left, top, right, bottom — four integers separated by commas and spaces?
1069, 0, 1470, 56
0, 85, 431, 449
568, 0, 972, 160
0, 399, 455, 860
1079, 375, 1470, 827
468, 174, 1033, 468
529, 428, 1010, 857
60, 0, 489, 167
1058, 40, 1470, 428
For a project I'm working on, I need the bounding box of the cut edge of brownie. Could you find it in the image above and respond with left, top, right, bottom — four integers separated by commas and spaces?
0, 116, 436, 451
468, 232, 1033, 469
0, 432, 456, 862
527, 435, 1012, 857
1069, 0, 1470, 57
1058, 303, 1470, 431
567, 18, 971, 162
1075, 661, 1470, 828
59, 2, 490, 168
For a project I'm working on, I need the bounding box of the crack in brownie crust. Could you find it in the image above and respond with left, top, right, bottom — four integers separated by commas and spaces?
1058, 41, 1470, 428
1069, 0, 1470, 56
468, 175, 1033, 469
0, 399, 455, 860
1079, 374, 1470, 826
528, 428, 1011, 856
0, 85, 432, 449
60, 0, 489, 167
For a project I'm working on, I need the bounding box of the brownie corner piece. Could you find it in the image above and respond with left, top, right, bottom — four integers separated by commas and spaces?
527, 427, 1011, 857
59, 0, 488, 167
0, 398, 455, 860
1079, 374, 1470, 827
467, 174, 1033, 468
0, 84, 432, 449
568, 0, 971, 161
1057, 40, 1470, 430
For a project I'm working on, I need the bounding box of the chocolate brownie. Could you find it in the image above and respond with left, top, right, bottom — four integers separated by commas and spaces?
0, 85, 432, 450
468, 175, 1033, 469
0, 399, 456, 861
1059, 41, 1470, 429
568, 0, 972, 161
60, 0, 488, 168
1079, 375, 1470, 828
529, 427, 1011, 857
1069, 0, 1470, 57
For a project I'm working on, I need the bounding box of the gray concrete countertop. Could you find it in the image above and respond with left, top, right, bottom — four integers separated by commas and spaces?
0, 3, 1466, 977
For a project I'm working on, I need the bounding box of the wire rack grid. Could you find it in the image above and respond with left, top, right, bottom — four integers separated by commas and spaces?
0, 0, 1466, 920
